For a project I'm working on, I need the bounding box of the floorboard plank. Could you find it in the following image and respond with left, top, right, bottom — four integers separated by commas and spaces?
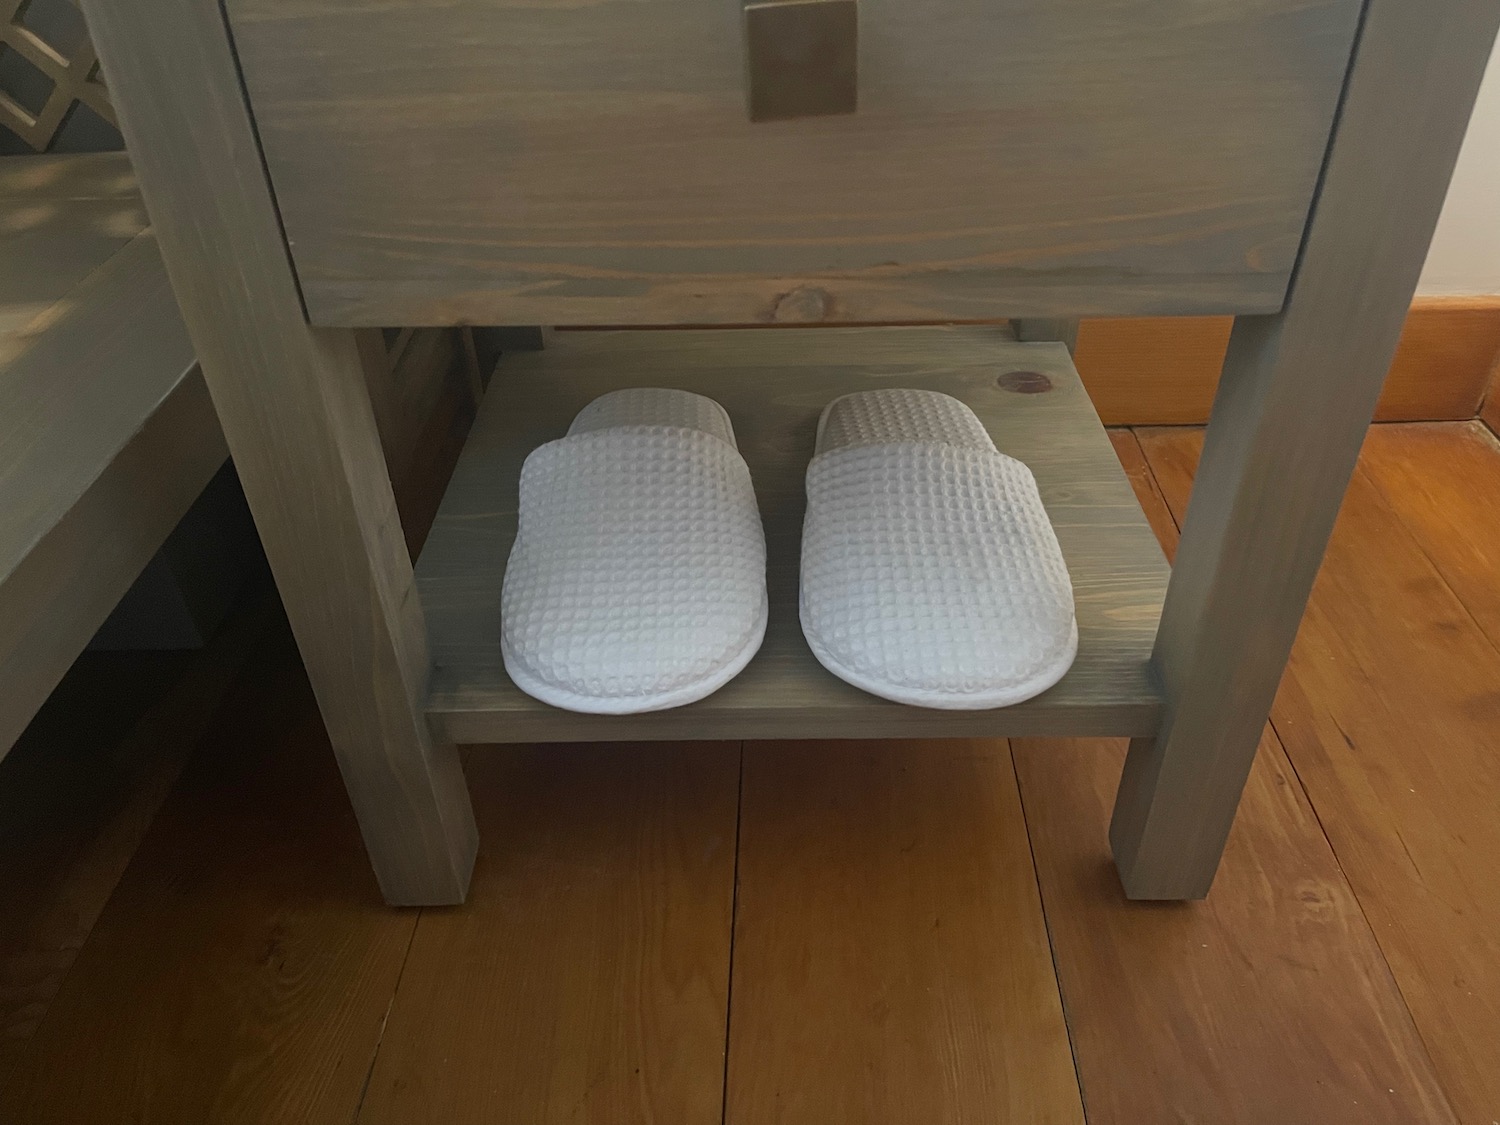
1013, 431, 1455, 1125
0, 595, 266, 1087
1140, 423, 1500, 1125
0, 621, 418, 1125
357, 742, 738, 1125
726, 740, 1084, 1125
1108, 430, 1179, 550
1358, 422, 1500, 647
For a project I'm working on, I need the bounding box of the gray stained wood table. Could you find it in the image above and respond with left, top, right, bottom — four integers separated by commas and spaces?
74, 0, 1500, 904
0, 153, 228, 760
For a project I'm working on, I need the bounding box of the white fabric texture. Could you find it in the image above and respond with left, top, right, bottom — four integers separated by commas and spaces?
801, 389, 1077, 709
502, 389, 767, 713
568, 386, 737, 447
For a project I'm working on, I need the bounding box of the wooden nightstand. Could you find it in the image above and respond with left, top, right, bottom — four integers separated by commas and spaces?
75, 0, 1500, 904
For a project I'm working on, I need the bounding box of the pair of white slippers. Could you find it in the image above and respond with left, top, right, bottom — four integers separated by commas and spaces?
500, 387, 1077, 715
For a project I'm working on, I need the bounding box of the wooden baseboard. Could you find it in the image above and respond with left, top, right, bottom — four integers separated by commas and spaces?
1076, 297, 1500, 427
1482, 359, 1500, 435
1073, 317, 1231, 426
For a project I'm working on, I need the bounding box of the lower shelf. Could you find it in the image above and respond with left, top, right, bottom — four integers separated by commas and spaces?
415, 326, 1169, 743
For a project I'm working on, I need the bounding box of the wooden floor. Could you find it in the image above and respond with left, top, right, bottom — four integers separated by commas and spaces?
3, 420, 1499, 1124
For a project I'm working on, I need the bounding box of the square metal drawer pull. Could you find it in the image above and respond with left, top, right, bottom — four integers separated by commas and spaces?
743, 0, 858, 122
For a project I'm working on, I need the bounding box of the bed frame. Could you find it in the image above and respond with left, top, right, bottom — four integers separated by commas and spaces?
0, 152, 226, 756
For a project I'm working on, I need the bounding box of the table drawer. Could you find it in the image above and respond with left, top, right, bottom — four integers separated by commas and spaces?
227, 0, 1364, 327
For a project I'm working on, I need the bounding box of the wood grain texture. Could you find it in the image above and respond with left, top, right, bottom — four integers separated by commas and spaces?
1018, 733, 1459, 1125
0, 170, 148, 347
1011, 430, 1455, 1125
1076, 301, 1500, 427
1108, 0, 1500, 900
0, 233, 228, 758
1482, 380, 1500, 436
726, 739, 1082, 1125
359, 743, 738, 1125
0, 596, 268, 1087
0, 153, 137, 202
1344, 422, 1500, 1122
82, 0, 477, 904
1141, 422, 1500, 1125
1359, 422, 1500, 643
0, 374, 225, 760
224, 0, 1362, 326
0, 234, 203, 593
1014, 317, 1080, 356
0, 624, 419, 1125
416, 327, 1170, 743
0, 197, 146, 343
1106, 430, 1178, 551
1378, 298, 1500, 421
1075, 317, 1235, 426
359, 326, 471, 503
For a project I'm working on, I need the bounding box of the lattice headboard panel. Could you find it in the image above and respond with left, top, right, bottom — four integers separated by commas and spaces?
0, 0, 116, 152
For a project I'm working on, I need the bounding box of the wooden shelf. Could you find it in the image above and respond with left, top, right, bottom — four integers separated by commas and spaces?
415, 327, 1169, 743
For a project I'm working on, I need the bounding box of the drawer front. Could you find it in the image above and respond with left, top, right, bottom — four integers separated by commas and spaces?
228, 0, 1363, 327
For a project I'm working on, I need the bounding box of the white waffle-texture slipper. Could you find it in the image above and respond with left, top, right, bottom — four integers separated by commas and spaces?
800, 388, 1077, 709
501, 388, 768, 714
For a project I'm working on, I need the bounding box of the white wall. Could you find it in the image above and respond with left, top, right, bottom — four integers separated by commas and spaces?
1420, 36, 1500, 296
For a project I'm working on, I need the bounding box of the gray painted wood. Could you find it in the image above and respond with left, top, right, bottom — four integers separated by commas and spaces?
0, 232, 227, 756
89, 463, 261, 651
0, 199, 145, 340
0, 151, 137, 202
1014, 318, 1080, 356
224, 0, 1363, 327
416, 326, 1170, 743
463, 326, 548, 400
0, 236, 191, 583
0, 156, 148, 342
81, 0, 478, 905
1109, 0, 1500, 900
358, 326, 470, 489
482, 327, 549, 353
